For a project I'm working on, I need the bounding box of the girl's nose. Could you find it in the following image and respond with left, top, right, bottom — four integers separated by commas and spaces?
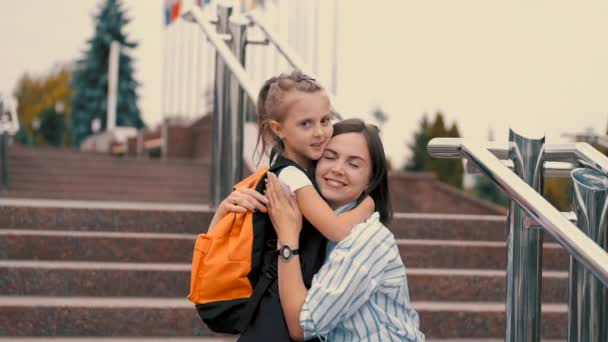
313, 124, 323, 137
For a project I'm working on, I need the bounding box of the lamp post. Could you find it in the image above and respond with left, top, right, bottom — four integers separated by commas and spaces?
55, 101, 65, 147
0, 102, 12, 191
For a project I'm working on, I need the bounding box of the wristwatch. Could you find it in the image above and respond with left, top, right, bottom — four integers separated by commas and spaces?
277, 245, 299, 261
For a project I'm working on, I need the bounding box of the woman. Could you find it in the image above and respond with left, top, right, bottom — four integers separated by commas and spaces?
265, 119, 424, 341
223, 119, 424, 341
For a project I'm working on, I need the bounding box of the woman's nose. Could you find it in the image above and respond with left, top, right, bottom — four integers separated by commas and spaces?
330, 163, 345, 175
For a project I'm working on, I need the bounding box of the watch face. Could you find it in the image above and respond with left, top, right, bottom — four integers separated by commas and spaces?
281, 246, 291, 260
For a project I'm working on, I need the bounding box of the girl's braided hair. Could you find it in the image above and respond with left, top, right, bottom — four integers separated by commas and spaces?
255, 70, 326, 162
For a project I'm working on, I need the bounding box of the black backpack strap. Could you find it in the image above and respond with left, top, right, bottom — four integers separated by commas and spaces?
236, 258, 278, 333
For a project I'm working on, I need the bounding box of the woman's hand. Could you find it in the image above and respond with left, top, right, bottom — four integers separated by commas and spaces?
218, 181, 268, 216
265, 172, 302, 243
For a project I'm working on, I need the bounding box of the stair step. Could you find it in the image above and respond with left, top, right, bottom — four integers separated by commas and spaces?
2, 191, 207, 204
0, 201, 212, 233
391, 213, 507, 241
408, 268, 568, 303
0, 339, 236, 342
0, 260, 569, 303
398, 239, 569, 271
0, 296, 215, 337
416, 301, 567, 339
0, 296, 568, 339
0, 230, 570, 270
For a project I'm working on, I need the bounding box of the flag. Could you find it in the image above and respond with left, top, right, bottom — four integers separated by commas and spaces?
164, 0, 182, 26
195, 0, 211, 7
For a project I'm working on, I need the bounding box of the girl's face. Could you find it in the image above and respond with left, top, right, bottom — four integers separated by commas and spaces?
315, 132, 372, 208
270, 91, 333, 169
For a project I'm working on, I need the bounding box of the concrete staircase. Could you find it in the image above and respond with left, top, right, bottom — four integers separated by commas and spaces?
0, 144, 569, 340
0, 200, 570, 340
2, 144, 210, 203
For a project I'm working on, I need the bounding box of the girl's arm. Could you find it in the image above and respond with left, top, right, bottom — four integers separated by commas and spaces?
270, 169, 373, 242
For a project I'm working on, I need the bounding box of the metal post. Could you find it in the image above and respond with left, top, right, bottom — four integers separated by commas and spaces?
228, 14, 248, 189
568, 168, 608, 342
107, 41, 120, 131
0, 132, 7, 191
210, 3, 233, 207
505, 129, 545, 342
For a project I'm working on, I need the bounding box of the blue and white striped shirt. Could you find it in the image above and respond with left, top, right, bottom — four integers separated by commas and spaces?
300, 212, 425, 342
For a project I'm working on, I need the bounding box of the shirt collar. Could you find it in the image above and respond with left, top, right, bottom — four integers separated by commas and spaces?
334, 201, 357, 214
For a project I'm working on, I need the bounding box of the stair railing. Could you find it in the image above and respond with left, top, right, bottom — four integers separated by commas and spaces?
428, 131, 608, 342
182, 3, 339, 206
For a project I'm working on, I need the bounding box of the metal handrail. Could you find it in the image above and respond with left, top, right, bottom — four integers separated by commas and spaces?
245, 10, 341, 118
428, 137, 608, 286
545, 142, 608, 175
466, 142, 608, 178
184, 6, 260, 103
245, 11, 314, 76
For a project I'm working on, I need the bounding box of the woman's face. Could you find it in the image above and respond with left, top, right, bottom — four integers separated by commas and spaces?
315, 132, 372, 208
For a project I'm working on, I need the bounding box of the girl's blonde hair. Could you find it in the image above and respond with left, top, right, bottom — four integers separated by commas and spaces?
255, 70, 326, 161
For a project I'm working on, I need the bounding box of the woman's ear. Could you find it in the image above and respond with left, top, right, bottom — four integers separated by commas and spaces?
269, 120, 284, 140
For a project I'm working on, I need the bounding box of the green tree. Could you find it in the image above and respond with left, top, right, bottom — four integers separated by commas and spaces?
405, 112, 464, 188
71, 0, 144, 146
404, 114, 430, 172
13, 66, 73, 146
38, 107, 65, 147
472, 175, 509, 206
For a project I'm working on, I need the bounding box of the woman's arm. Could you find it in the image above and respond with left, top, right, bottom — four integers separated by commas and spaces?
269, 171, 374, 242
265, 173, 308, 340
266, 175, 389, 339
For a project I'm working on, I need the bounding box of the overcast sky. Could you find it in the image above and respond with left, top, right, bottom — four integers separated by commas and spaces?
1, 0, 607, 167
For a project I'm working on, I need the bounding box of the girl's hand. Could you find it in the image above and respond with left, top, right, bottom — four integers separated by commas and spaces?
265, 172, 302, 242
218, 181, 268, 215
361, 195, 375, 215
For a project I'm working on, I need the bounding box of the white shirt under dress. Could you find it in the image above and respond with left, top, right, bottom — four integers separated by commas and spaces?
299, 212, 425, 342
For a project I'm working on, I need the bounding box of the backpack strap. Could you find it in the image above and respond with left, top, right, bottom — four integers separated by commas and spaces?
236, 255, 277, 333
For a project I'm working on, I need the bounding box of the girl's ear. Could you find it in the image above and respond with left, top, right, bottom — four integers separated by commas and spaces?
269, 120, 284, 140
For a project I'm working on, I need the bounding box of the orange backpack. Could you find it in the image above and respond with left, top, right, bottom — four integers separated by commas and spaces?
187, 167, 269, 333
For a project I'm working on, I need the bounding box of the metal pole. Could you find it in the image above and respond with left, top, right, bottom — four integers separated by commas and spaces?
210, 3, 233, 207
428, 138, 608, 285
505, 129, 544, 342
107, 41, 120, 131
568, 168, 608, 342
0, 132, 7, 191
228, 14, 248, 188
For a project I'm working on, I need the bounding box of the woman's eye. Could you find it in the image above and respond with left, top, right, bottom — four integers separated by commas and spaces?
349, 163, 360, 168
323, 155, 336, 160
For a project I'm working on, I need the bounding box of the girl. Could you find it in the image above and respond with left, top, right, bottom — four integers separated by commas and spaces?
266, 119, 425, 341
214, 72, 375, 341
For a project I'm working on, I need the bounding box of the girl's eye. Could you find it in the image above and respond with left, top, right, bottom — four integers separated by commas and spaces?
323, 155, 336, 160
301, 121, 312, 128
321, 117, 331, 125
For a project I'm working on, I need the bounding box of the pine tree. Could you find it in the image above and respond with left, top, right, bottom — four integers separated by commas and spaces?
71, 0, 143, 145
404, 111, 464, 188
404, 114, 430, 172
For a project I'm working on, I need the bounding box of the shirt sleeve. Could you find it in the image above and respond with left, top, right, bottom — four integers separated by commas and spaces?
277, 166, 312, 195
299, 215, 390, 338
